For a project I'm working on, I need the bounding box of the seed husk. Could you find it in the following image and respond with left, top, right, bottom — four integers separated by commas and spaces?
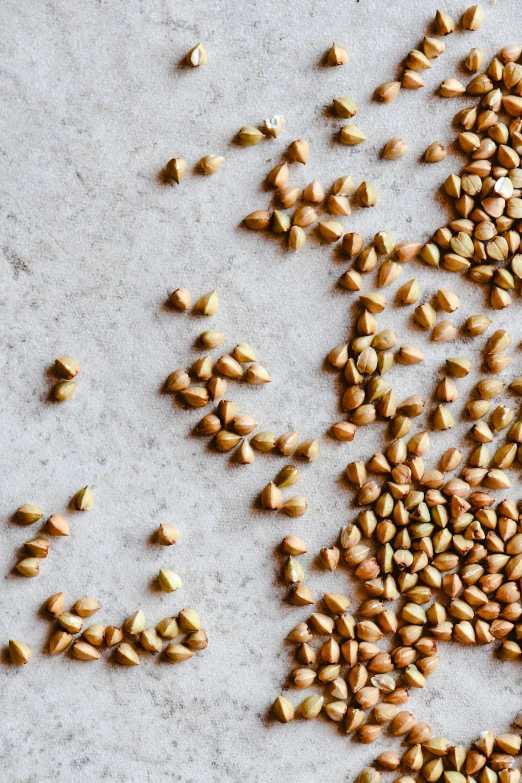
186, 42, 207, 66
74, 598, 100, 618
318, 221, 343, 242
462, 5, 484, 31
465, 47, 484, 73
357, 182, 378, 207
14, 504, 43, 525
332, 421, 357, 441
73, 485, 93, 511
303, 180, 324, 203
440, 78, 465, 98
9, 639, 32, 666
169, 287, 191, 310
296, 439, 319, 462
46, 592, 66, 617
55, 356, 80, 379
165, 158, 186, 184
166, 369, 190, 392
433, 320, 457, 342
246, 364, 271, 384
156, 617, 179, 639
340, 124, 366, 145
383, 137, 408, 160
200, 155, 225, 175
72, 641, 100, 661
261, 482, 283, 510
238, 126, 265, 147
16, 557, 40, 577
397, 278, 420, 305
49, 629, 72, 655
116, 643, 140, 666
288, 225, 306, 252
158, 569, 182, 593
425, 142, 447, 163
435, 9, 455, 35
446, 357, 471, 377
403, 70, 424, 89
273, 696, 295, 723
328, 42, 348, 66
24, 536, 49, 558
407, 50, 431, 71
375, 81, 401, 103
251, 431, 275, 451
282, 496, 308, 517
45, 513, 69, 537
333, 96, 357, 118
328, 195, 351, 216
288, 139, 309, 164
300, 695, 324, 720
57, 612, 83, 634
398, 345, 424, 365
424, 36, 446, 59
243, 209, 270, 229
263, 114, 285, 138
54, 380, 77, 401
415, 303, 436, 329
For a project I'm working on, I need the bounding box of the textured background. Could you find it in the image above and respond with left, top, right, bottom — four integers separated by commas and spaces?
2, 1, 522, 781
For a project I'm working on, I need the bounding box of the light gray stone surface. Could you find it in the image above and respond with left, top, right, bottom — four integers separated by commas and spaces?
2, 1, 522, 780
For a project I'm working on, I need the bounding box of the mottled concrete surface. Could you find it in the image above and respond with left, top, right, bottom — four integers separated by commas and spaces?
1, 1, 522, 780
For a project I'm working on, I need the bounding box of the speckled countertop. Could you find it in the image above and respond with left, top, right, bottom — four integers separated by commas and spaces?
2, 1, 522, 781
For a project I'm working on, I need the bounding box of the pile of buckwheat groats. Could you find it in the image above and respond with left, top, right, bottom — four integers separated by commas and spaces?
354, 722, 522, 783
8, 4, 522, 772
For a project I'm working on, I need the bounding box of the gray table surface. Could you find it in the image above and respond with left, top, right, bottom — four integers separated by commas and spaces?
2, 0, 522, 780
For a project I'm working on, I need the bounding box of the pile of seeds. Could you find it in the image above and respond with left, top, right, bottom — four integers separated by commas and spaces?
272, 439, 522, 740
354, 722, 522, 783
327, 234, 425, 442
419, 45, 522, 309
